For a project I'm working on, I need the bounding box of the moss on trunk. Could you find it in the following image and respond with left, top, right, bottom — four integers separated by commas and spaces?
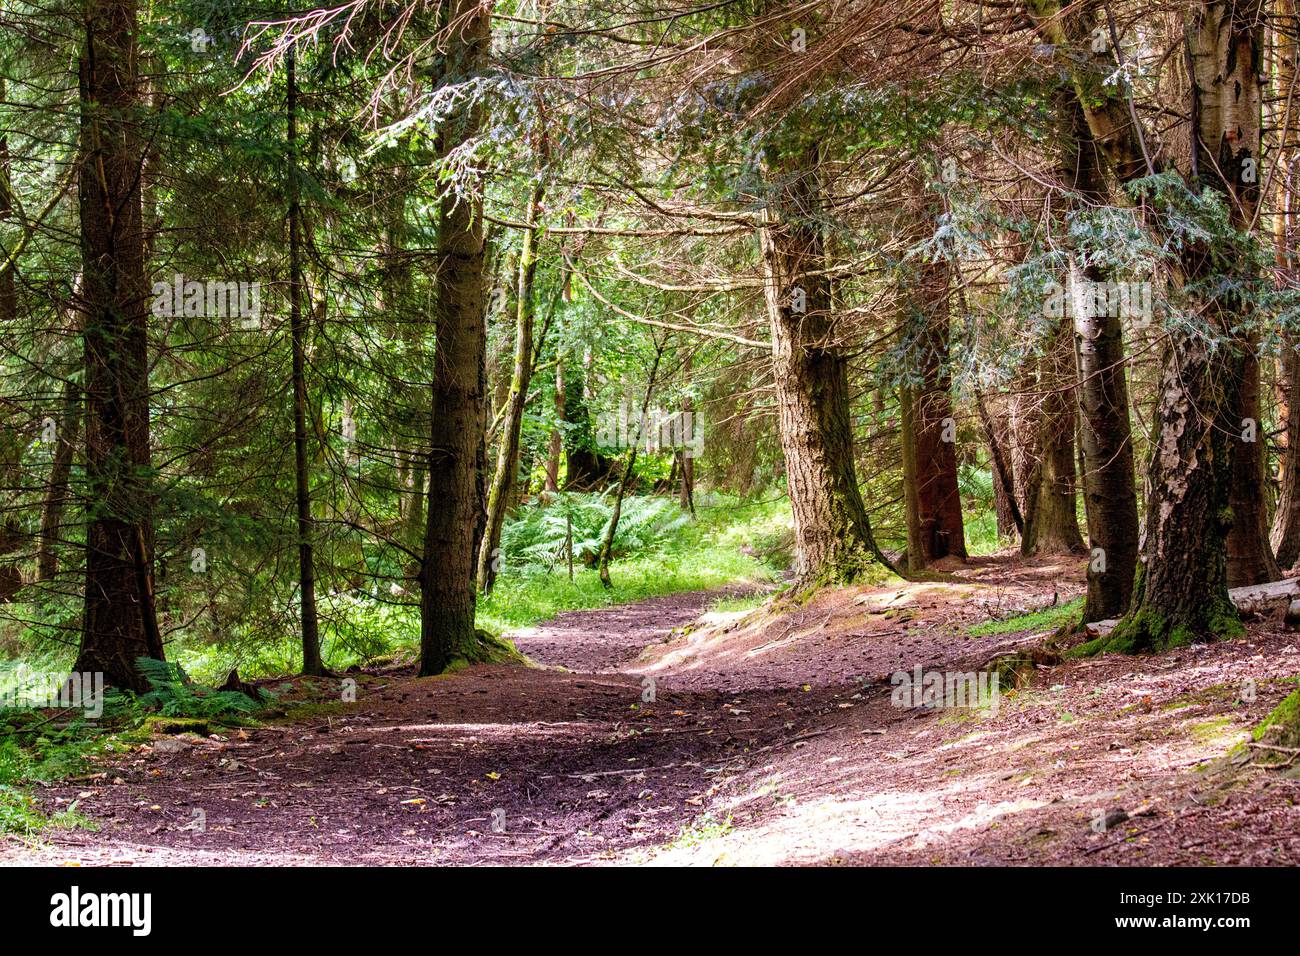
1252, 685, 1300, 758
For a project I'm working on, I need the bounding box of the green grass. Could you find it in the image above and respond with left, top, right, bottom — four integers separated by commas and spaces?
476, 493, 786, 633
708, 592, 771, 614
967, 597, 1084, 637
962, 505, 1006, 557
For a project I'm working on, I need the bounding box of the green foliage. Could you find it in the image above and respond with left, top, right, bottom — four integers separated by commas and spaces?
0, 710, 124, 834
135, 657, 263, 720
500, 491, 690, 570
957, 465, 1007, 556
477, 492, 787, 633
0, 786, 50, 835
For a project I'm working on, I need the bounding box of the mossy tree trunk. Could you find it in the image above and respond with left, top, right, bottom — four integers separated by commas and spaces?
758, 147, 895, 587
1034, 0, 1256, 652
478, 171, 545, 593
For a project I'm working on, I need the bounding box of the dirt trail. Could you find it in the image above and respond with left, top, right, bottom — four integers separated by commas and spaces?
4, 556, 1299, 866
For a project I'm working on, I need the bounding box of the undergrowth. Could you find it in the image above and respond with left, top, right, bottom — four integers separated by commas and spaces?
0, 656, 270, 835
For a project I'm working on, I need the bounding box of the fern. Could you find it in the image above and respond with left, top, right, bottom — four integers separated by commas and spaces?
135, 657, 261, 720
501, 492, 689, 572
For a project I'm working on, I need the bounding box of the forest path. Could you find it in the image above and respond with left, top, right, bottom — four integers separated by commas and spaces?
4, 557, 1300, 866
3, 585, 828, 865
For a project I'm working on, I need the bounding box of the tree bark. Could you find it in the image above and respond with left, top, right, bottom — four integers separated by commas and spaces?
1272, 0, 1300, 567
1275, 349, 1300, 566
758, 150, 895, 585
1227, 345, 1281, 585
1051, 93, 1141, 620
1032, 0, 1257, 650
1072, 260, 1140, 620
74, 0, 165, 690
0, 76, 14, 334
0, 83, 19, 600
1023, 318, 1084, 556
1097, 0, 1259, 649
419, 0, 492, 675
899, 236, 965, 569
975, 390, 1022, 539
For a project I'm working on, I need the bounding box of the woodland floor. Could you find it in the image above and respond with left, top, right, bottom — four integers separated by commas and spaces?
3, 553, 1299, 866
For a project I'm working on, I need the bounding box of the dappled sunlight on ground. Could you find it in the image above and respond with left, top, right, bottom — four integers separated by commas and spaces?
4, 554, 1297, 866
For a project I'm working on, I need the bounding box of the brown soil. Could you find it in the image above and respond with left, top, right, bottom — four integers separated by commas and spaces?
3, 553, 1298, 866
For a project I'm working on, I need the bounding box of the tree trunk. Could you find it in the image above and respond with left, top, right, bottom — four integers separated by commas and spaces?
1073, 261, 1140, 620
287, 49, 323, 676
598, 344, 664, 587
1272, 0, 1300, 567
561, 362, 611, 489
419, 0, 492, 675
678, 451, 695, 515
478, 174, 545, 593
1009, 374, 1042, 525
74, 0, 165, 691
402, 451, 427, 552
899, 238, 965, 569
545, 355, 563, 492
38, 379, 82, 583
1227, 345, 1281, 585
1072, 0, 1261, 651
0, 76, 14, 336
1049, 93, 1141, 620
975, 390, 1022, 539
679, 354, 696, 514
1275, 349, 1300, 566
0, 87, 19, 600
1031, 0, 1260, 650
758, 148, 894, 585
1023, 318, 1085, 555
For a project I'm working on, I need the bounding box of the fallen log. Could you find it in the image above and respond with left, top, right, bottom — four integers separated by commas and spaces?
1085, 577, 1299, 637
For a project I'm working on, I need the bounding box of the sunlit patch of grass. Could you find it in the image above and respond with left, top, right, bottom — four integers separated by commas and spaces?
172, 494, 790, 680
1190, 716, 1236, 744
476, 494, 786, 634
709, 592, 770, 614
967, 597, 1084, 637
668, 812, 734, 850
